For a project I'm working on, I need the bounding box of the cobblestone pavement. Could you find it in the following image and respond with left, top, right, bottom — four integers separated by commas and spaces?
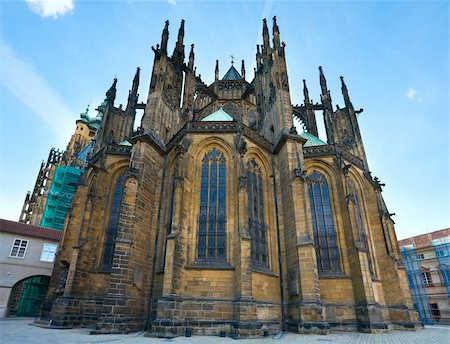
0, 318, 449, 344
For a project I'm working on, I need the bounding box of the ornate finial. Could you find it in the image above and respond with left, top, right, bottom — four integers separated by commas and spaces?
262, 18, 270, 52
340, 76, 351, 107
215, 59, 219, 81
303, 79, 310, 104
272, 16, 280, 49
319, 66, 328, 95
160, 20, 169, 54
106, 78, 117, 104
172, 19, 185, 62
188, 44, 195, 69
230, 55, 234, 65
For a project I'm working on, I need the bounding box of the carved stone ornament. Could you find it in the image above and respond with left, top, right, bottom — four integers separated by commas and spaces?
174, 175, 184, 188
239, 224, 251, 239
268, 82, 276, 106
235, 133, 247, 156
281, 71, 289, 91
292, 168, 307, 182
238, 175, 247, 189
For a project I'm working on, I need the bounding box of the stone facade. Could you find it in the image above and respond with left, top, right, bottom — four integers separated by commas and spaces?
36, 18, 420, 337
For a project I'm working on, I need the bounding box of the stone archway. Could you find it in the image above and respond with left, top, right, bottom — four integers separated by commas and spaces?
7, 275, 50, 317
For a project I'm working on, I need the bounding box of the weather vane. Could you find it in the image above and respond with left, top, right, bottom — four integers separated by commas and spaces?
230, 55, 235, 65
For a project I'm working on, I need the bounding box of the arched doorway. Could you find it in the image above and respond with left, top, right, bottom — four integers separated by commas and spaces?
7, 275, 50, 317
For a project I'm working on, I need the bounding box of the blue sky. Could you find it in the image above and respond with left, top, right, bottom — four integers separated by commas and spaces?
0, 0, 448, 239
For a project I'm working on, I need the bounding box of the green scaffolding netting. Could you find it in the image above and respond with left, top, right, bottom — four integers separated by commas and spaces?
40, 165, 82, 230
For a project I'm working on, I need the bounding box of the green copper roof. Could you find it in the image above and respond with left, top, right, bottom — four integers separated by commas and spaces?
201, 107, 234, 122
119, 140, 132, 146
222, 65, 241, 80
300, 131, 327, 147
77, 104, 103, 131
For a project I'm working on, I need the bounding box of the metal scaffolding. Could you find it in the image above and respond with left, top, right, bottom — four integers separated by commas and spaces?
432, 237, 450, 298
401, 245, 435, 325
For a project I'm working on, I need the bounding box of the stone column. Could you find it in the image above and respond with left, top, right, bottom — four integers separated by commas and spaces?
233, 138, 258, 337
162, 174, 184, 296
291, 173, 329, 334
342, 174, 391, 333
95, 175, 140, 334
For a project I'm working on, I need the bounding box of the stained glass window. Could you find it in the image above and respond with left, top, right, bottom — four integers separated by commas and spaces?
307, 171, 341, 273
247, 159, 268, 269
102, 172, 126, 270
197, 148, 227, 262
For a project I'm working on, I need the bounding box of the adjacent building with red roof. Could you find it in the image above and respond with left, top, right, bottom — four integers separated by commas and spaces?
0, 218, 62, 318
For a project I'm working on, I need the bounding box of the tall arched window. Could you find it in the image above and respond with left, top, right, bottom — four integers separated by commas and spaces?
102, 172, 126, 270
197, 148, 227, 263
347, 178, 375, 277
247, 159, 268, 269
307, 170, 341, 273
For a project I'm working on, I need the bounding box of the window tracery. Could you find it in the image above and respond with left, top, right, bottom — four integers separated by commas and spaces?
102, 172, 127, 270
247, 159, 268, 269
307, 170, 341, 273
197, 148, 227, 262
347, 178, 375, 277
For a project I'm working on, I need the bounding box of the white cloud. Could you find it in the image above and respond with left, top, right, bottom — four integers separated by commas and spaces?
25, 0, 74, 19
0, 40, 74, 144
406, 88, 417, 99
167, 0, 176, 5
406, 88, 423, 102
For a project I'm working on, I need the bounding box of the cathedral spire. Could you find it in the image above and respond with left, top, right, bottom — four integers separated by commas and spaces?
272, 16, 280, 49
303, 79, 310, 105
188, 44, 195, 70
105, 78, 117, 106
215, 59, 219, 81
127, 67, 140, 110
160, 20, 169, 54
172, 19, 185, 64
241, 60, 246, 80
319, 66, 328, 96
256, 44, 261, 69
262, 18, 270, 54
340, 76, 352, 108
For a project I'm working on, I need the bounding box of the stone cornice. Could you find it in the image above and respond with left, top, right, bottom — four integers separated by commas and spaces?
129, 130, 166, 155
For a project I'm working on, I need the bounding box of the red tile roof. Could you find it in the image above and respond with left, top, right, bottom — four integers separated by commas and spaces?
398, 228, 450, 249
0, 218, 62, 241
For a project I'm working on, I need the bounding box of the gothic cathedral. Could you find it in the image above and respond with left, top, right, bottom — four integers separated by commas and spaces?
36, 18, 420, 337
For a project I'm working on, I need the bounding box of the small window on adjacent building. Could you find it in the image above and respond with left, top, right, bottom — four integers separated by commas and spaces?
9, 239, 29, 258
421, 271, 433, 286
429, 303, 441, 321
417, 254, 425, 260
40, 243, 58, 262
436, 250, 445, 258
